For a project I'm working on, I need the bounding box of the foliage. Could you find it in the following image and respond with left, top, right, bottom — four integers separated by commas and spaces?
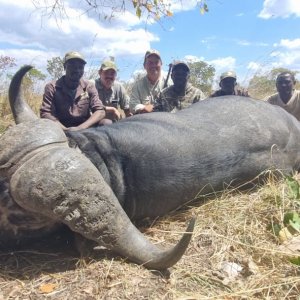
0, 55, 16, 78
187, 60, 215, 96
286, 175, 300, 200
32, 0, 209, 22
248, 67, 299, 100
248, 74, 276, 100
4, 67, 47, 99
47, 56, 64, 80
22, 67, 47, 94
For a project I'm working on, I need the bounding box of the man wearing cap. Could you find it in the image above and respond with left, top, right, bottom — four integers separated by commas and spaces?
40, 51, 105, 131
210, 71, 249, 97
94, 60, 132, 124
153, 61, 205, 113
266, 72, 300, 121
130, 49, 169, 114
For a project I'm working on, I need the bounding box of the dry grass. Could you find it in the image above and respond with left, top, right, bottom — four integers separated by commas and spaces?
0, 177, 300, 299
0, 92, 41, 133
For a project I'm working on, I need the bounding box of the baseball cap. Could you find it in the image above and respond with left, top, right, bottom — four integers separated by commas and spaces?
100, 60, 118, 72
220, 71, 237, 81
144, 49, 161, 63
63, 51, 86, 64
172, 61, 190, 72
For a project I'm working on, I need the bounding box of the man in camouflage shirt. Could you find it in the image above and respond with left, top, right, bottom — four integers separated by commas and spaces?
210, 71, 249, 97
153, 61, 205, 113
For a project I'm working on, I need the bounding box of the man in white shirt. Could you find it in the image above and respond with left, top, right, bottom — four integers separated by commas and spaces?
266, 72, 300, 121
130, 49, 169, 114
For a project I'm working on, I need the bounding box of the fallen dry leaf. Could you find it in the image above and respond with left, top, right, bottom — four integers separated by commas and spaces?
39, 283, 57, 294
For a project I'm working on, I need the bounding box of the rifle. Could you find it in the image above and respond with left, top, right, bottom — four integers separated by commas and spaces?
163, 63, 173, 88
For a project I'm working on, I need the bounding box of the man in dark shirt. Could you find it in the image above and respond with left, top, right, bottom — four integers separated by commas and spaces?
40, 51, 105, 131
210, 71, 249, 97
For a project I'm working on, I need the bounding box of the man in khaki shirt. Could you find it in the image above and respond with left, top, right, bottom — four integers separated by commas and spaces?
130, 49, 168, 114
266, 72, 300, 121
95, 60, 132, 124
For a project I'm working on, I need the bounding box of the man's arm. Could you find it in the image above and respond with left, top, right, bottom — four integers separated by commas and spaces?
129, 81, 141, 111
152, 92, 164, 112
67, 82, 105, 131
119, 84, 133, 117
40, 82, 70, 130
40, 82, 59, 122
68, 110, 105, 131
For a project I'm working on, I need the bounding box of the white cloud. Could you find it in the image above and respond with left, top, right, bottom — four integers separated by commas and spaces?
258, 0, 300, 19
270, 38, 300, 70
275, 38, 300, 50
181, 55, 238, 88
184, 55, 205, 63
248, 38, 300, 76
247, 62, 261, 71
208, 56, 236, 71
234, 39, 269, 47
182, 55, 236, 75
271, 51, 300, 68
0, 0, 162, 79
168, 0, 198, 12
238, 40, 251, 46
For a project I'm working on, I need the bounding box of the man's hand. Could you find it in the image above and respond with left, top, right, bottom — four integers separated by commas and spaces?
105, 106, 121, 120
134, 104, 153, 114
65, 126, 82, 132
143, 104, 154, 113
124, 108, 133, 117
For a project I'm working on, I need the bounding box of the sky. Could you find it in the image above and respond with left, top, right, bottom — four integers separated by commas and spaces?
0, 0, 300, 87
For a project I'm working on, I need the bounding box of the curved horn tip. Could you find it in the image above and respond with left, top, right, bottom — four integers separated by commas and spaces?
143, 217, 196, 270
186, 217, 196, 233
9, 65, 37, 124
9, 65, 33, 97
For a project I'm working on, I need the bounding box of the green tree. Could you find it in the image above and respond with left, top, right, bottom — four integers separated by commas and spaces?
47, 56, 64, 80
248, 67, 298, 100
187, 61, 215, 96
21, 67, 47, 95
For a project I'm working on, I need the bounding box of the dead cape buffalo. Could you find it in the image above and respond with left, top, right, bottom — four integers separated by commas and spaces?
1, 66, 300, 270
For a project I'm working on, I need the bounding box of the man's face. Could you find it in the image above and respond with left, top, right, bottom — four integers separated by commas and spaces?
220, 77, 236, 94
64, 59, 85, 84
171, 66, 190, 89
276, 74, 295, 97
144, 55, 162, 78
100, 69, 116, 89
